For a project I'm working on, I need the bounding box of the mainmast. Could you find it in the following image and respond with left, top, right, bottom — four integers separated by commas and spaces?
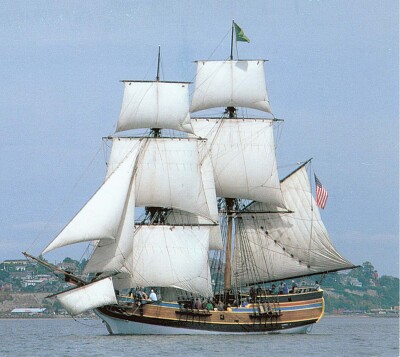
224, 24, 237, 291
190, 22, 282, 294
223, 198, 235, 290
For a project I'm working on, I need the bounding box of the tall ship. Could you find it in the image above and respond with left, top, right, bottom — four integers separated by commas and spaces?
24, 22, 355, 334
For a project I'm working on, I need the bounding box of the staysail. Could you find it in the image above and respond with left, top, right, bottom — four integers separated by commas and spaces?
42, 145, 140, 254
83, 181, 136, 274
232, 165, 355, 285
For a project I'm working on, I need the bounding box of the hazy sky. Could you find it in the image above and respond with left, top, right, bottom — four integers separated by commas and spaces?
1, 1, 398, 277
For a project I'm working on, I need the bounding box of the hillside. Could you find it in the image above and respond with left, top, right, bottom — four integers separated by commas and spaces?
0, 259, 398, 316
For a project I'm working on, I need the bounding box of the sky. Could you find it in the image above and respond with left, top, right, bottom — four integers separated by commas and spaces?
0, 1, 398, 277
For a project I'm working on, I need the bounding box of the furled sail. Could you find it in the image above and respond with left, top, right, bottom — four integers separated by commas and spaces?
191, 118, 285, 207
232, 165, 355, 285
130, 226, 213, 297
117, 81, 193, 134
42, 145, 140, 254
190, 60, 272, 113
55, 277, 117, 316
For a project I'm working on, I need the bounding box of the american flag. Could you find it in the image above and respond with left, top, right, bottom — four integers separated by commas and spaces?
314, 174, 328, 209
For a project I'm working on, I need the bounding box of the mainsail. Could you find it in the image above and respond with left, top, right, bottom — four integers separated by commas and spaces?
189, 53, 353, 291
232, 164, 355, 285
189, 56, 288, 291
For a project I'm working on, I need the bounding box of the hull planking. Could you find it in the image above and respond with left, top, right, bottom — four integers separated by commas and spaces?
95, 290, 324, 335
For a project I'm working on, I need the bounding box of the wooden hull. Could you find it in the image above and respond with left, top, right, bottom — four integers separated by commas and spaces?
95, 290, 324, 335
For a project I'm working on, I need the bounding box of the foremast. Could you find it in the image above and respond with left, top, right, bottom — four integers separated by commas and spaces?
36, 49, 221, 313
151, 45, 162, 139
148, 45, 166, 218
90, 49, 220, 296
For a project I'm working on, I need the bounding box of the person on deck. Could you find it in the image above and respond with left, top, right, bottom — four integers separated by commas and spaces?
282, 282, 289, 294
249, 287, 256, 301
194, 298, 202, 309
138, 289, 148, 300
271, 284, 278, 295
149, 289, 157, 301
279, 282, 284, 294
206, 300, 214, 311
217, 300, 224, 311
291, 280, 298, 293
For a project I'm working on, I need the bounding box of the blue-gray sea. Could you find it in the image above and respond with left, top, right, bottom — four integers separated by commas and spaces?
0, 316, 398, 357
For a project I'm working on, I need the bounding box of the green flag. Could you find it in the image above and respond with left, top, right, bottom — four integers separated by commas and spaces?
234, 22, 250, 43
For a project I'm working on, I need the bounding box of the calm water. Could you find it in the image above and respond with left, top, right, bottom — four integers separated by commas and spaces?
0, 316, 398, 357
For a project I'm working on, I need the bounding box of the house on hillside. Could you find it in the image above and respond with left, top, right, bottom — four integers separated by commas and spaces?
57, 261, 78, 272
1, 259, 29, 271
0, 283, 13, 291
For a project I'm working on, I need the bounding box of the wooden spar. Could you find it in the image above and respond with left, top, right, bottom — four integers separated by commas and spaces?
156, 45, 161, 81
223, 198, 235, 290
248, 265, 359, 286
231, 210, 294, 215
230, 20, 234, 60
150, 46, 162, 137
22, 251, 86, 286
151, 48, 162, 137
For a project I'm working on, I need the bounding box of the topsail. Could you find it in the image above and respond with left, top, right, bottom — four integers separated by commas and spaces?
191, 118, 284, 207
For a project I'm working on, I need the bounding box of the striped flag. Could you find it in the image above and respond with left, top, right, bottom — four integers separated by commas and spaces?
314, 174, 328, 209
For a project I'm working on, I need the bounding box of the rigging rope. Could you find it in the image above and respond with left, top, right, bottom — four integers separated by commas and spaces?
26, 144, 104, 255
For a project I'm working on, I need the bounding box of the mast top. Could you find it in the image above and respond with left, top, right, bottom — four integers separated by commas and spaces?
230, 20, 251, 60
230, 20, 234, 60
156, 45, 161, 81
